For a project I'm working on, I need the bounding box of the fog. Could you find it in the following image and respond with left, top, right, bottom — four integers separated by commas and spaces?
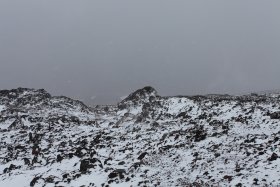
1, 0, 280, 104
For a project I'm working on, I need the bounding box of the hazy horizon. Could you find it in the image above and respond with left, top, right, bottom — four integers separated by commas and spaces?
1, 0, 280, 104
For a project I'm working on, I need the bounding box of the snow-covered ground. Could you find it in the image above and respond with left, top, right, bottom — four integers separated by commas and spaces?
1, 87, 280, 186
0, 105, 5, 112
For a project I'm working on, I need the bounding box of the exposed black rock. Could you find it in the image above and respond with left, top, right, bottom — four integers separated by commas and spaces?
268, 153, 278, 161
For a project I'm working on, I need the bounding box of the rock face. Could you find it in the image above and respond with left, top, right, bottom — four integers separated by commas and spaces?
118, 86, 158, 109
121, 86, 158, 102
1, 87, 280, 186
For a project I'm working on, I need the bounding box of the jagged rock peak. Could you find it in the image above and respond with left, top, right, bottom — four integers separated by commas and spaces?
121, 86, 158, 102
0, 88, 52, 105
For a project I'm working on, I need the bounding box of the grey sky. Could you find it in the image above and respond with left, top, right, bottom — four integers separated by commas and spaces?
1, 0, 280, 104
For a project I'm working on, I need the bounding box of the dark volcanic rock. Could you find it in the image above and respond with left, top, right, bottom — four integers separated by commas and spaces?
269, 112, 280, 119
137, 152, 148, 160
108, 169, 126, 179
80, 158, 103, 173
268, 153, 278, 161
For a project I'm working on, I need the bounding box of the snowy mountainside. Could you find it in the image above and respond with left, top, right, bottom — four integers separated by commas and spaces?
1, 87, 280, 186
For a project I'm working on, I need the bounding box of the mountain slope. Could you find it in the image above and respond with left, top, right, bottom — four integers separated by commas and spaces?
1, 87, 280, 186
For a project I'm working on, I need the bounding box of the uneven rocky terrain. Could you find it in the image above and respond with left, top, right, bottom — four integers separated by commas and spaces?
1, 87, 280, 186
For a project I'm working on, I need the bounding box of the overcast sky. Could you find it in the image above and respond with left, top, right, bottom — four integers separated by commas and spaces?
1, 0, 280, 104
